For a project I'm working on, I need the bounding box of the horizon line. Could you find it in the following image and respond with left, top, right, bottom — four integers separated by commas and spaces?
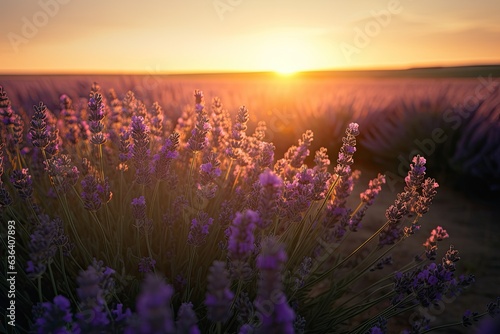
1, 63, 499, 77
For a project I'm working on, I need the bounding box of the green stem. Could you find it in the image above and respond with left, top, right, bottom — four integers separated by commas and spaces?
60, 248, 77, 305
145, 233, 156, 274
37, 277, 43, 303
48, 261, 58, 295
304, 219, 392, 290
224, 159, 233, 182
185, 247, 196, 301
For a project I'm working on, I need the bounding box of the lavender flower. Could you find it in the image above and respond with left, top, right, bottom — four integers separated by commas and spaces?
130, 115, 151, 185
138, 257, 156, 273
33, 295, 73, 334
131, 196, 152, 233
88, 90, 107, 145
74, 260, 115, 332
228, 210, 258, 261
188, 90, 210, 153
324, 167, 360, 228
111, 304, 132, 332
415, 178, 439, 216
76, 260, 115, 307
205, 261, 234, 322
369, 317, 387, 334
52, 216, 73, 256
234, 291, 253, 324
294, 314, 306, 334
210, 96, 229, 151
378, 222, 403, 246
75, 264, 111, 332
487, 297, 500, 317
384, 190, 413, 224
197, 151, 221, 199
292, 257, 313, 290
9, 114, 24, 146
149, 102, 164, 138
370, 256, 393, 272
311, 150, 332, 201
258, 142, 275, 169
257, 169, 283, 229
176, 302, 200, 334
81, 174, 103, 211
0, 146, 12, 208
0, 184, 12, 209
349, 174, 386, 231
131, 196, 147, 220
127, 274, 175, 334
423, 226, 449, 260
119, 128, 131, 166
379, 160, 428, 247
121, 90, 137, 127
314, 147, 330, 172
0, 88, 24, 156
187, 211, 213, 247
393, 255, 462, 309
107, 88, 123, 125
29, 102, 50, 149
348, 206, 367, 232
284, 130, 314, 169
361, 173, 386, 205
405, 155, 426, 190
254, 238, 295, 334
227, 106, 249, 160
462, 309, 480, 327
59, 94, 81, 145
239, 324, 254, 334
44, 154, 79, 193
10, 168, 33, 200
334, 123, 359, 176
442, 245, 460, 271
26, 214, 57, 278
0, 85, 12, 112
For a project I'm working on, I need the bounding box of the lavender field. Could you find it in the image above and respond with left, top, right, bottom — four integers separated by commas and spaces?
0, 73, 499, 333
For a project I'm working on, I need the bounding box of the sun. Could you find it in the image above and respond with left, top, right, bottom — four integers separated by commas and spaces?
257, 33, 314, 75
274, 65, 298, 76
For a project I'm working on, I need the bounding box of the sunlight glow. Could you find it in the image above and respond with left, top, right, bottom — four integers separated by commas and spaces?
257, 34, 315, 75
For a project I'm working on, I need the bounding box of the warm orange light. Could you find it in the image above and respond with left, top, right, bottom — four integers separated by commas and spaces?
257, 32, 316, 75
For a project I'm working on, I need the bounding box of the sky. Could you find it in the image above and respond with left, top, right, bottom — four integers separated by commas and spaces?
0, 0, 499, 74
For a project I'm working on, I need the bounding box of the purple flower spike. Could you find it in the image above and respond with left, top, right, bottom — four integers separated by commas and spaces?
34, 295, 73, 334
227, 106, 250, 161
130, 115, 151, 185
284, 130, 314, 169
205, 261, 234, 323
10, 168, 33, 200
26, 214, 71, 278
88, 89, 107, 146
29, 102, 50, 149
188, 90, 211, 153
405, 155, 427, 190
176, 302, 201, 334
138, 257, 156, 273
360, 173, 386, 205
334, 122, 360, 176
257, 170, 283, 229
228, 210, 259, 261
129, 274, 175, 334
187, 211, 213, 247
254, 238, 295, 334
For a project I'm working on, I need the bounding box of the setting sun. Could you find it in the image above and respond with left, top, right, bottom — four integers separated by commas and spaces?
257, 32, 316, 75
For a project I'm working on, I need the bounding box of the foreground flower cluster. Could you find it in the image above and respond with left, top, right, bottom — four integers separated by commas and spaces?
0, 84, 498, 333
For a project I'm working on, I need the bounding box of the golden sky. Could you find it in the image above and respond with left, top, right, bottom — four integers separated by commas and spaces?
1, 0, 499, 74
